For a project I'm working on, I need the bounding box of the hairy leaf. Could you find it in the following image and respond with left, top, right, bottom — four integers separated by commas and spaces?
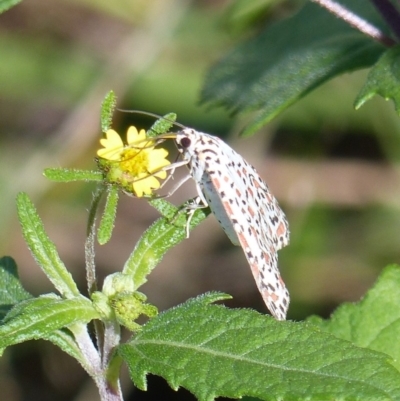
201, 0, 387, 136
101, 90, 117, 133
17, 192, 80, 298
309, 264, 400, 371
44, 168, 103, 182
0, 257, 84, 363
147, 112, 177, 137
119, 293, 400, 401
123, 199, 210, 289
0, 295, 99, 355
355, 46, 400, 112
98, 185, 119, 245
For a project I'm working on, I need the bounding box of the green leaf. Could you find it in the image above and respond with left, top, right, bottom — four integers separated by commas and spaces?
119, 293, 400, 401
201, 0, 387, 136
309, 264, 400, 372
0, 256, 32, 319
149, 198, 184, 220
355, 45, 400, 112
97, 185, 119, 245
123, 199, 210, 290
0, 295, 99, 354
147, 113, 177, 137
0, 260, 84, 364
44, 168, 103, 182
16, 192, 80, 298
0, 0, 22, 14
101, 90, 117, 133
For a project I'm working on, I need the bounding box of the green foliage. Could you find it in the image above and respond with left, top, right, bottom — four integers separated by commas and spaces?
17, 192, 80, 298
101, 90, 117, 133
147, 112, 177, 137
2, 0, 400, 395
309, 264, 400, 371
97, 185, 119, 245
44, 168, 103, 182
119, 292, 400, 401
355, 45, 400, 112
3, 187, 211, 398
0, 294, 98, 355
201, 0, 388, 136
0, 259, 84, 362
123, 198, 210, 289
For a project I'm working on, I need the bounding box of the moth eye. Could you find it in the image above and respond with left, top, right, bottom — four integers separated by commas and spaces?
180, 137, 191, 148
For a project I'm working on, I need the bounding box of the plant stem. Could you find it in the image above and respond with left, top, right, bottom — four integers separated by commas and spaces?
72, 324, 123, 401
85, 186, 107, 354
86, 185, 106, 294
370, 0, 400, 40
311, 0, 396, 46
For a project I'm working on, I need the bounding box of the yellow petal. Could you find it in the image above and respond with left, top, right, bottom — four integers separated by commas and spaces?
152, 148, 169, 159
148, 148, 170, 172
97, 129, 124, 160
127, 126, 147, 146
132, 175, 160, 197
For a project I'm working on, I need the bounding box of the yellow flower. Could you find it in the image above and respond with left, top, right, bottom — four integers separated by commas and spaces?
97, 126, 170, 197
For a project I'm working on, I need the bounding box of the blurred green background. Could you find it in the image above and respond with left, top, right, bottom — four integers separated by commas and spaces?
1, 0, 400, 400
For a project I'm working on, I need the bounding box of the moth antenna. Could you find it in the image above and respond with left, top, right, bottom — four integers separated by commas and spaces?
117, 109, 187, 130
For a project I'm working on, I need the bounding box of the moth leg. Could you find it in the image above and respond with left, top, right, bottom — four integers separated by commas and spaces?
145, 158, 191, 197
151, 173, 193, 199
182, 183, 209, 237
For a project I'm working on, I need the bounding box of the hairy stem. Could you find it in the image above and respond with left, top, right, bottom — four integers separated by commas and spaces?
85, 185, 106, 356
311, 0, 396, 46
86, 185, 106, 294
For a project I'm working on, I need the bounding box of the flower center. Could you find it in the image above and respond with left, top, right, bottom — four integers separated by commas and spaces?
120, 148, 150, 176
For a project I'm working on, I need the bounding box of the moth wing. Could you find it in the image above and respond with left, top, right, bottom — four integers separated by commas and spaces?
247, 165, 290, 251
200, 144, 289, 320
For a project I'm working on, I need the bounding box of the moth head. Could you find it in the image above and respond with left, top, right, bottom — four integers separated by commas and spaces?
175, 128, 197, 153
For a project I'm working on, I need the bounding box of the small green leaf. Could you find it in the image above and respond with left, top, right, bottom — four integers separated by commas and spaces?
147, 113, 177, 137
0, 256, 32, 319
44, 168, 103, 182
0, 0, 22, 14
97, 185, 119, 245
201, 0, 386, 136
355, 45, 400, 112
123, 199, 210, 289
119, 293, 400, 401
16, 192, 80, 298
0, 295, 99, 354
149, 198, 181, 219
309, 264, 400, 371
101, 90, 117, 133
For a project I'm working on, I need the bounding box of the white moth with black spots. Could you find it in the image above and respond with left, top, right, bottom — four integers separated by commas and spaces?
172, 128, 290, 320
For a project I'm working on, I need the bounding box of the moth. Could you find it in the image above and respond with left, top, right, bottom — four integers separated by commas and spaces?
125, 111, 290, 320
